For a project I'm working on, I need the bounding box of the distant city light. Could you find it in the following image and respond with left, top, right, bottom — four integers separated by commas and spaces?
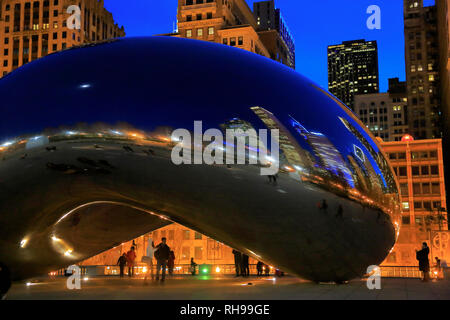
1, 141, 14, 147
401, 134, 414, 142
20, 238, 28, 248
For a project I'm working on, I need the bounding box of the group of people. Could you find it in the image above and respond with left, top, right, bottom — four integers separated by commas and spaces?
232, 250, 250, 277
232, 249, 274, 277
117, 237, 176, 282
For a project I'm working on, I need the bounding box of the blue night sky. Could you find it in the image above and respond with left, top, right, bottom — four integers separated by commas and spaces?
103, 0, 436, 93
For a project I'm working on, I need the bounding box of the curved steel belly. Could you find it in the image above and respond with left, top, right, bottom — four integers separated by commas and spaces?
0, 140, 395, 282
0, 37, 401, 283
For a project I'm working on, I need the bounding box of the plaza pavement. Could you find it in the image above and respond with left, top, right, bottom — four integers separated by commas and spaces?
5, 275, 450, 300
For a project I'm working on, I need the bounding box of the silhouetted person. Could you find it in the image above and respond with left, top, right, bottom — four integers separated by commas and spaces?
435, 257, 442, 278
144, 238, 155, 283
319, 199, 328, 211
242, 254, 250, 277
168, 251, 175, 276
0, 262, 11, 300
232, 249, 242, 277
126, 246, 136, 277
275, 269, 285, 277
153, 237, 170, 282
268, 174, 278, 185
336, 205, 343, 218
117, 253, 127, 278
190, 258, 197, 275
256, 261, 264, 276
416, 242, 430, 282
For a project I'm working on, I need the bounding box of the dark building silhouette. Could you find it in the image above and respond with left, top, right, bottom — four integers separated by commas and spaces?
253, 0, 295, 68
327, 39, 380, 111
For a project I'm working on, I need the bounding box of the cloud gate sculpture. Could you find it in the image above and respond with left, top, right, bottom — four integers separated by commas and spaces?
0, 37, 401, 292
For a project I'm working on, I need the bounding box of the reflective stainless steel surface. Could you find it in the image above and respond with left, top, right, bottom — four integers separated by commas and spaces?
0, 37, 401, 285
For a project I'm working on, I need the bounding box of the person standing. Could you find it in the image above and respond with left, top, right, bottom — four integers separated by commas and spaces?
143, 238, 155, 282
126, 246, 137, 277
256, 261, 264, 276
242, 254, 250, 277
117, 253, 127, 278
264, 264, 270, 276
232, 249, 242, 277
435, 257, 442, 279
319, 199, 328, 211
336, 205, 343, 218
190, 258, 198, 275
153, 237, 170, 282
168, 251, 176, 276
416, 242, 430, 282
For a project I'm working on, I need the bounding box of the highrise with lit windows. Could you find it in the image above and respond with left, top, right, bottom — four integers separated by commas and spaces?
327, 39, 379, 111
166, 0, 294, 69
354, 78, 408, 142
0, 0, 125, 78
403, 0, 441, 139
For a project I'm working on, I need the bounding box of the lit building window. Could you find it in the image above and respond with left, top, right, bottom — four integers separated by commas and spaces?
186, 29, 192, 38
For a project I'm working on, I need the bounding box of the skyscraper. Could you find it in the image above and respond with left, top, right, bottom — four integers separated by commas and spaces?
171, 0, 269, 59
168, 0, 294, 69
436, 0, 450, 212
354, 78, 408, 142
403, 0, 441, 139
0, 0, 125, 78
328, 40, 380, 111
253, 0, 295, 68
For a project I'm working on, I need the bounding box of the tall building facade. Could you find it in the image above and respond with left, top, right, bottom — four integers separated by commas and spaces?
381, 137, 448, 266
354, 78, 408, 142
253, 0, 295, 68
327, 40, 379, 111
0, 0, 125, 78
403, 0, 441, 139
169, 0, 294, 69
436, 0, 450, 213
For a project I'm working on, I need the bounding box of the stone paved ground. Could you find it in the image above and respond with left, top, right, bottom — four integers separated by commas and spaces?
6, 275, 450, 300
